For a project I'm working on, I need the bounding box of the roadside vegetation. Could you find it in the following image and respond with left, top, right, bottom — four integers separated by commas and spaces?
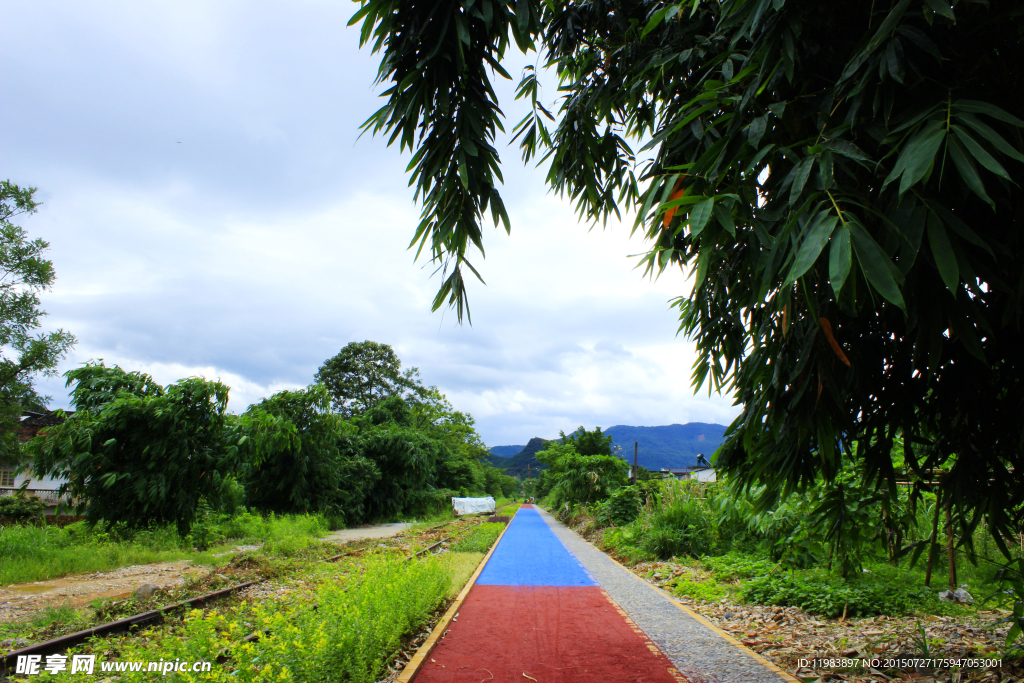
3, 509, 509, 683
0, 340, 518, 578
40, 552, 482, 683
526, 427, 1024, 661
0, 512, 330, 585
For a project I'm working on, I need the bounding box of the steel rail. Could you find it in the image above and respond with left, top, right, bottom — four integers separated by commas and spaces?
0, 581, 256, 674
1, 517, 489, 674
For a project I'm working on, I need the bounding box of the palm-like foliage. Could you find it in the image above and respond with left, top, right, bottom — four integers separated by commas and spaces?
354, 0, 1024, 548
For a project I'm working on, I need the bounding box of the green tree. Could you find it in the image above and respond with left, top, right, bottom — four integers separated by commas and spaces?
536, 441, 628, 507
0, 181, 76, 461
315, 341, 424, 416
560, 426, 613, 456
26, 363, 289, 533
244, 384, 380, 520
354, 1, 1024, 546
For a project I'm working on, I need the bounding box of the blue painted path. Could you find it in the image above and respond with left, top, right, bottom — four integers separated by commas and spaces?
476, 506, 596, 587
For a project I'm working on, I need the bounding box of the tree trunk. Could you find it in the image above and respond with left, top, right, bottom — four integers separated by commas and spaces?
946, 497, 957, 591
925, 491, 942, 588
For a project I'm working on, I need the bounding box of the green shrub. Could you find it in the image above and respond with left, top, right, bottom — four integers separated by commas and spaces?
673, 578, 729, 603
635, 489, 715, 560
703, 554, 778, 580
0, 491, 45, 522
743, 571, 938, 617
601, 527, 655, 563
593, 483, 658, 527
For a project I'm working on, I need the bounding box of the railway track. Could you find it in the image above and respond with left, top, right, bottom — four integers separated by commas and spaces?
0, 516, 491, 675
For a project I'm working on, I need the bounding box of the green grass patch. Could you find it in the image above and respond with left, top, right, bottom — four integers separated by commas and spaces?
0, 513, 330, 585
702, 553, 779, 580
743, 568, 945, 618
50, 553, 471, 682
672, 578, 730, 603
451, 522, 504, 553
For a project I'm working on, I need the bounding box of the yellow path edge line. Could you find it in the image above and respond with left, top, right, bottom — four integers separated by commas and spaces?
545, 508, 801, 683
395, 510, 516, 683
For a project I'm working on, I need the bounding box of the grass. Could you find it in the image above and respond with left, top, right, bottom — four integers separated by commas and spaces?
0, 512, 330, 585
451, 522, 505, 553
46, 551, 484, 682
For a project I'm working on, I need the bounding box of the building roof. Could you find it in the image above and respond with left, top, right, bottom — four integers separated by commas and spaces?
20, 410, 74, 428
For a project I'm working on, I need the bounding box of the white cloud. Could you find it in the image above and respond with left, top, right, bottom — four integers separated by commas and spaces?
6, 0, 742, 448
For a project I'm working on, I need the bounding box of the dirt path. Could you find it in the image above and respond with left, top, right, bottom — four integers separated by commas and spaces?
0, 562, 209, 623
322, 523, 411, 544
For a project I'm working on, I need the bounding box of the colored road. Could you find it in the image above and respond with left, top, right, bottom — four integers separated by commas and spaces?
412, 505, 791, 683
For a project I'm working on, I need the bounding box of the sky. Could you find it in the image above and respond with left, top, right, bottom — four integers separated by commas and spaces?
1, 0, 741, 447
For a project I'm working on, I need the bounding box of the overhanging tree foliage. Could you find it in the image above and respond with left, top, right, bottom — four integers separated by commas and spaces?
354, 0, 1024, 548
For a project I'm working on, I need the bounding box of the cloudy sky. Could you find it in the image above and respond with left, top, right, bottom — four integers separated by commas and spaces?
1, 0, 740, 447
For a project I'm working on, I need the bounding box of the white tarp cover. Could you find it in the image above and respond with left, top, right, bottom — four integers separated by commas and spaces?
451, 497, 496, 515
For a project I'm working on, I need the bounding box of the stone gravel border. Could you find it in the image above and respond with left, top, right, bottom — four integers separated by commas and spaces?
537, 507, 794, 683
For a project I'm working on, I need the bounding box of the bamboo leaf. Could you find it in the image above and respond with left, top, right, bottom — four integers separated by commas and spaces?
926, 213, 959, 294
899, 124, 946, 195
886, 38, 905, 83
789, 156, 815, 205
713, 203, 736, 236
955, 113, 1024, 163
785, 212, 839, 286
951, 126, 1012, 181
829, 224, 853, 297
948, 135, 994, 208
952, 100, 1024, 127
923, 0, 955, 21
688, 197, 715, 237
642, 6, 671, 38
850, 220, 906, 311
748, 116, 767, 147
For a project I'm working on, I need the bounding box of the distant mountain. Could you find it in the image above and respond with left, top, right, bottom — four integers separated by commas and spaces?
486, 423, 728, 475
492, 437, 554, 476
605, 423, 727, 470
488, 445, 525, 458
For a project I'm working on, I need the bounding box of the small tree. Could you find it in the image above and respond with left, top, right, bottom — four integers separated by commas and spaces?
27, 363, 286, 533
0, 181, 76, 461
244, 385, 380, 519
536, 442, 628, 507
560, 426, 613, 456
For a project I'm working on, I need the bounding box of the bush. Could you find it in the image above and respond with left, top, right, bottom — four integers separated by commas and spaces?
0, 491, 45, 522
593, 483, 658, 527
702, 554, 778, 580
673, 578, 730, 603
743, 571, 939, 618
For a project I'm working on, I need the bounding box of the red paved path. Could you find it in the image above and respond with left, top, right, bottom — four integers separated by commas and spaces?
413, 506, 686, 683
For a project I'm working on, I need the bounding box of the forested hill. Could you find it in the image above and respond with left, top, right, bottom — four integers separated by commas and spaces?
486, 445, 524, 465
487, 437, 552, 475
605, 423, 727, 470
487, 423, 728, 475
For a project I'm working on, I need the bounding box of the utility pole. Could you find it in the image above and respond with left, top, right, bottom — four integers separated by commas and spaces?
632, 441, 638, 484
